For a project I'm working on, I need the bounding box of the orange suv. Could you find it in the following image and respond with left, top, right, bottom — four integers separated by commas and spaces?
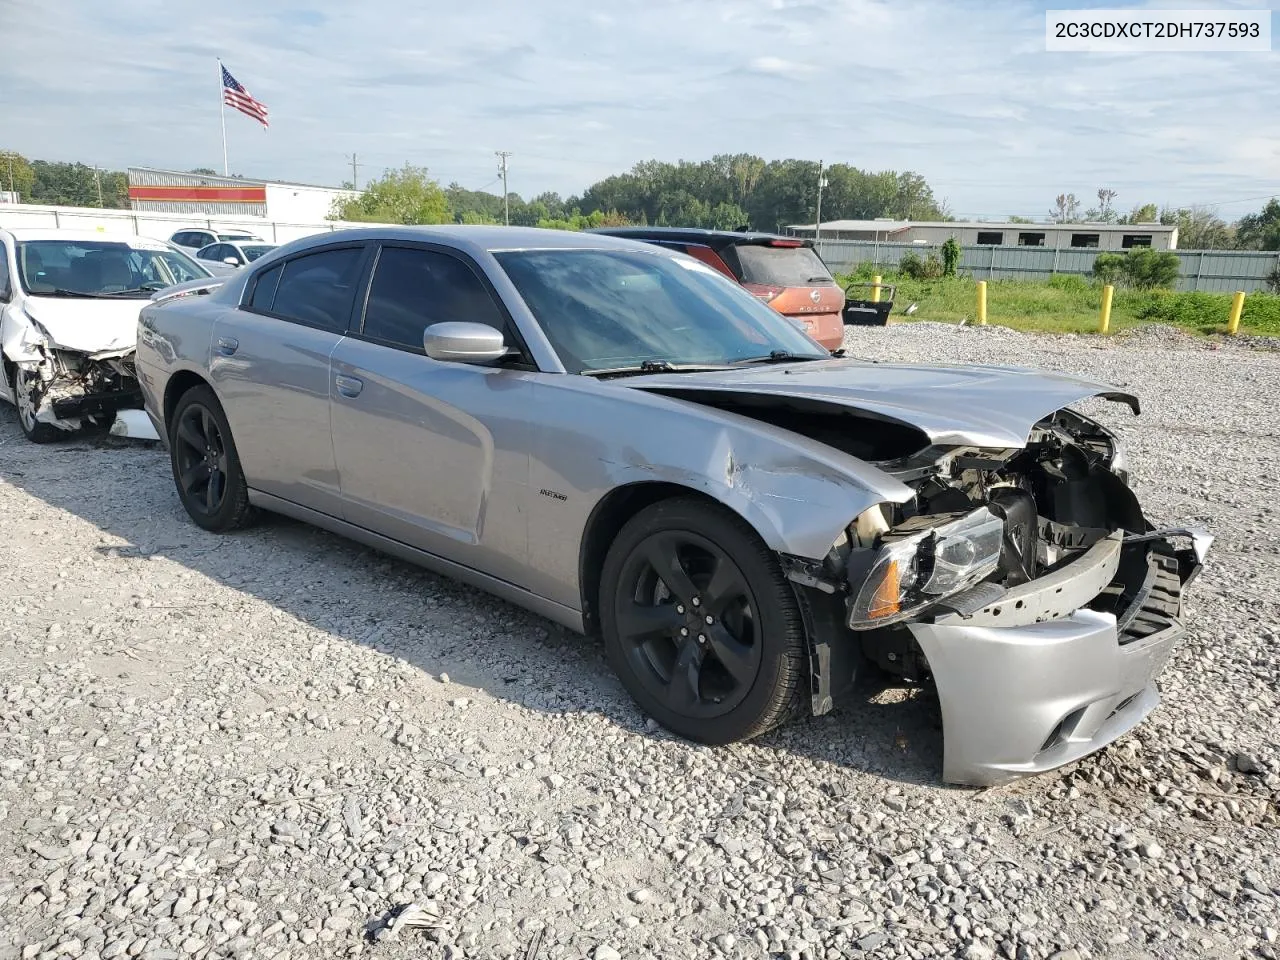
591, 227, 845, 351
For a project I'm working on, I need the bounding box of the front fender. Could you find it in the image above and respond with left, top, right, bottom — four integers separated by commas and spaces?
525, 377, 914, 612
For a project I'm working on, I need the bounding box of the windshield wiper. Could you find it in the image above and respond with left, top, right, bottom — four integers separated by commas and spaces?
731, 350, 825, 366
582, 359, 733, 379
37, 288, 108, 299
102, 282, 170, 297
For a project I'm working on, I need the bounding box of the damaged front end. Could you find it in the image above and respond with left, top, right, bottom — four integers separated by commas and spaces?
785, 407, 1211, 786
12, 346, 144, 435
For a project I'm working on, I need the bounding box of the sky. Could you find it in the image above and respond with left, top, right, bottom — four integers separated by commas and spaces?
0, 0, 1277, 220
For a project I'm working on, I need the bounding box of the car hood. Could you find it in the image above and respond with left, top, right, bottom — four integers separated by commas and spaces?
623, 359, 1139, 449
18, 295, 146, 355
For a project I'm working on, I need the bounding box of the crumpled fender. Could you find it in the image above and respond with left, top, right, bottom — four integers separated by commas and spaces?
1, 311, 49, 364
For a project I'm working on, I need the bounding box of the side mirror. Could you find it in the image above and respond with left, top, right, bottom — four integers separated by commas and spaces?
223, 257, 240, 266
423, 321, 507, 364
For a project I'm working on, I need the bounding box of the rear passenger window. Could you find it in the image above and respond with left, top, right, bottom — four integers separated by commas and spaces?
249, 263, 282, 310
362, 246, 507, 351
264, 247, 363, 332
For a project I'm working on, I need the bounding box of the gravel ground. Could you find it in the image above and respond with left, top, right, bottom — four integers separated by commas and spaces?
1, 322, 1277, 960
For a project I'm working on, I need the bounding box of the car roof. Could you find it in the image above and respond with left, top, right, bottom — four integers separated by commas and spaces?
3, 228, 176, 245
275, 225, 671, 260
587, 226, 813, 251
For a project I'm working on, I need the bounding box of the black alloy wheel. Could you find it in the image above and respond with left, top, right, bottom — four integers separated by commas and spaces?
601, 497, 808, 744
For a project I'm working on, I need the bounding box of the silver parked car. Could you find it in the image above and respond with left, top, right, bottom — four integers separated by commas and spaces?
194, 240, 279, 275
135, 226, 1210, 785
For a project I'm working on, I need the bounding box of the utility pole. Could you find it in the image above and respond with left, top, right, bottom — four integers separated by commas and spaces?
495, 151, 512, 225
5, 153, 13, 195
814, 160, 826, 245
348, 153, 361, 190
93, 166, 103, 207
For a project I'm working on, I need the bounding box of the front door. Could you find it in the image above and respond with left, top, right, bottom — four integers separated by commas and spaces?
329, 243, 533, 584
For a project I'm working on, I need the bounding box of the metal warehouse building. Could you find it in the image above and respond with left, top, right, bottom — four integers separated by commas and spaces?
787, 219, 1179, 251
127, 168, 356, 223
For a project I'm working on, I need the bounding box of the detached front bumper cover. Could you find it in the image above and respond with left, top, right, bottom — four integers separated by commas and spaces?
910, 529, 1208, 786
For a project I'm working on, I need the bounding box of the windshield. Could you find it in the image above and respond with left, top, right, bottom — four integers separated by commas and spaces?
16, 240, 211, 298
495, 249, 829, 374
241, 245, 275, 262
732, 244, 836, 286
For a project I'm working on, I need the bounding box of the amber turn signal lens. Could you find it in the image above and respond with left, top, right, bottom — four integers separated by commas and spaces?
866, 559, 902, 620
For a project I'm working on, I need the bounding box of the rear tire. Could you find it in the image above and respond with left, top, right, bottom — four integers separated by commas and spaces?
169, 385, 256, 532
600, 497, 809, 744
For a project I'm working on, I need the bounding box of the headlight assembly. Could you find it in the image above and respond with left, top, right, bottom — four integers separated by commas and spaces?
846, 507, 1005, 629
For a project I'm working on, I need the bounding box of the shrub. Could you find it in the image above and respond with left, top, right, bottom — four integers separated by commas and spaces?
1092, 248, 1180, 289
941, 237, 961, 278
1121, 248, 1180, 289
899, 251, 945, 280
1091, 252, 1126, 286
1266, 265, 1280, 294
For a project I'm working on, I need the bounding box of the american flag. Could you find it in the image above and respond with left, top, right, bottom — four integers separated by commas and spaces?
221, 64, 269, 128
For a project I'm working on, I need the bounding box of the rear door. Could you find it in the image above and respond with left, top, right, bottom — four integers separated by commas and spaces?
209, 242, 372, 517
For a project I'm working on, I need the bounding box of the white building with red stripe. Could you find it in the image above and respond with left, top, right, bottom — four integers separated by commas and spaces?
127, 167, 355, 223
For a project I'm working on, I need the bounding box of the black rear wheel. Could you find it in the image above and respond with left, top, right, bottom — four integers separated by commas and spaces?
169, 385, 255, 532
601, 497, 808, 744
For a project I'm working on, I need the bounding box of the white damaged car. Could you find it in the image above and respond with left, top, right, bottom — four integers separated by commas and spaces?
0, 229, 212, 442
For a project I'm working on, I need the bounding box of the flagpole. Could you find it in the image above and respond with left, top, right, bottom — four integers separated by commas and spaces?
218, 59, 229, 176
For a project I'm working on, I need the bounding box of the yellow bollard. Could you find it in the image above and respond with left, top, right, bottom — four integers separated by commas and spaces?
1098, 284, 1114, 334
976, 280, 987, 326
1227, 290, 1245, 334
871, 275, 882, 303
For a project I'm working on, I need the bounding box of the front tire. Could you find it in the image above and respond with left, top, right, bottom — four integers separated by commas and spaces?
600, 497, 809, 744
169, 385, 256, 532
9, 364, 62, 444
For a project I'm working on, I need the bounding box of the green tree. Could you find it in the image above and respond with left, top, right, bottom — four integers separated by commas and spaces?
1160, 206, 1232, 249
189, 167, 218, 176
1092, 253, 1125, 286
1235, 199, 1280, 250
0, 150, 36, 199
331, 164, 450, 224
1120, 202, 1159, 224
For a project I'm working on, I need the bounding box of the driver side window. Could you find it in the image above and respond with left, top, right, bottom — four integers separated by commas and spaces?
0, 246, 11, 302
360, 246, 508, 353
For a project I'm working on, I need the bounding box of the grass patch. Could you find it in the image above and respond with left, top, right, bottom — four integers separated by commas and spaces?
838, 263, 1280, 337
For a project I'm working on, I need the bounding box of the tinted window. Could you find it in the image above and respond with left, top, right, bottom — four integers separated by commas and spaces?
264, 247, 363, 331
249, 263, 283, 310
362, 247, 507, 350
0, 247, 10, 300
196, 244, 223, 261
241, 244, 275, 262
730, 244, 835, 286
976, 231, 1003, 245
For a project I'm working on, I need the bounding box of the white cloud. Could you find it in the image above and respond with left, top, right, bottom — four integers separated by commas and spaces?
0, 0, 1276, 218
747, 56, 816, 77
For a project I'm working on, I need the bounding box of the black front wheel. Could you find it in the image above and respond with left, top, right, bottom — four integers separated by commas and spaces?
169, 385, 256, 532
600, 497, 809, 744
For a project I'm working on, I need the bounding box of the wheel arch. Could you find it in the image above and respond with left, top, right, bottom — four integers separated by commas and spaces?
577, 480, 785, 637
163, 368, 215, 433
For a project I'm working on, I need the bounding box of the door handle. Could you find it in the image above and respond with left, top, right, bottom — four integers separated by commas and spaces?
215, 336, 239, 356
335, 374, 363, 398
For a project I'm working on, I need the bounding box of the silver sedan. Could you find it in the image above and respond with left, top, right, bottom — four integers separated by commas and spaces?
135, 226, 1209, 785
